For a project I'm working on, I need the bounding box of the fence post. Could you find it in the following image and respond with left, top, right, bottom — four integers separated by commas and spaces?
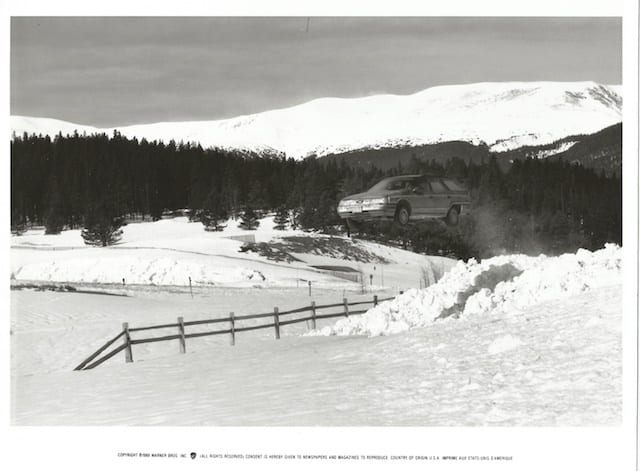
373, 295, 378, 306
343, 298, 349, 317
274, 307, 280, 339
311, 301, 317, 330
178, 317, 186, 354
230, 312, 236, 346
122, 322, 133, 363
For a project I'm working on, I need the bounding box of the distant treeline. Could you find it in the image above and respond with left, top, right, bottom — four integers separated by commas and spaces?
11, 132, 621, 258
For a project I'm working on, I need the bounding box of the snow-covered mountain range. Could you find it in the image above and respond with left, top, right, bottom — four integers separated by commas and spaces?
11, 81, 622, 159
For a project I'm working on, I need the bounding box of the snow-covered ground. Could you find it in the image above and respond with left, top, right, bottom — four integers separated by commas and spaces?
11, 286, 621, 426
11, 216, 451, 291
10, 216, 452, 377
10, 217, 622, 425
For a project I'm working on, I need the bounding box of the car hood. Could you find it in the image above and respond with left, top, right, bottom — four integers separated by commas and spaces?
341, 190, 406, 201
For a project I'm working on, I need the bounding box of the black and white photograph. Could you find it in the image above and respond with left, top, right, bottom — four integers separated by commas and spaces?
4, 1, 639, 469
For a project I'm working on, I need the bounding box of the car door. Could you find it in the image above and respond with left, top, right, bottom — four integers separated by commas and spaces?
408, 179, 432, 219
392, 178, 422, 218
427, 178, 451, 217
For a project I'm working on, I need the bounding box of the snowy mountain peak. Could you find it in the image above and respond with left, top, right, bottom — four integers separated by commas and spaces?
11, 81, 622, 158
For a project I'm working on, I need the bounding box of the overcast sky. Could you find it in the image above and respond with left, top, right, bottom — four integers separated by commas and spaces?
10, 17, 621, 127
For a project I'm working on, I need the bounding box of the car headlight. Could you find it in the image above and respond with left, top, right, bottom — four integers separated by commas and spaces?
363, 197, 387, 206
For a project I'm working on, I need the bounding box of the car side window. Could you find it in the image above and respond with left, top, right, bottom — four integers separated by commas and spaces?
429, 180, 447, 193
387, 180, 410, 191
442, 179, 465, 192
416, 181, 431, 194
400, 180, 418, 193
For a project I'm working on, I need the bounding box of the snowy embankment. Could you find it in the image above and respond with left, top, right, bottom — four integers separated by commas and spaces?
314, 244, 622, 336
11, 216, 453, 291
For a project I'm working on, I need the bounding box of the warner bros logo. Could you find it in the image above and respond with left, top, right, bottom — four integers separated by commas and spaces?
190, 452, 197, 460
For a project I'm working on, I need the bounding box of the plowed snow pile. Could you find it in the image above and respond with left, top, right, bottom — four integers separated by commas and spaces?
314, 244, 622, 336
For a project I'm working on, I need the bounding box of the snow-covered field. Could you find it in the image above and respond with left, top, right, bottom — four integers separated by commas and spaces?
9, 217, 622, 426
11, 216, 450, 291
11, 286, 621, 426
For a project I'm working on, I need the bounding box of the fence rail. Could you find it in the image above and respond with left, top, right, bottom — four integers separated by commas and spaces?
74, 293, 399, 371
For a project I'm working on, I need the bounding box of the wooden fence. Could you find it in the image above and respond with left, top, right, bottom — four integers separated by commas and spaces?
74, 294, 398, 371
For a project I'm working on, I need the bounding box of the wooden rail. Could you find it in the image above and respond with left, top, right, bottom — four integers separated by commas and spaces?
74, 293, 396, 371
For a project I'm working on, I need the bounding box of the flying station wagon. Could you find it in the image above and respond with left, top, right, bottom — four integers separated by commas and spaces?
337, 174, 471, 229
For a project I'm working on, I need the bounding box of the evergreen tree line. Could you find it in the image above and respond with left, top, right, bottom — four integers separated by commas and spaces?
11, 132, 621, 257
355, 155, 622, 258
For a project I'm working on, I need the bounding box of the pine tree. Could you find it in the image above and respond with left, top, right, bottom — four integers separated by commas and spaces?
11, 207, 27, 235
81, 214, 124, 246
273, 206, 289, 230
81, 199, 124, 247
44, 176, 65, 234
199, 189, 228, 232
238, 206, 260, 230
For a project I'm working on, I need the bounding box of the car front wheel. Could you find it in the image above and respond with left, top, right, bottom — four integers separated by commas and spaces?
394, 204, 411, 226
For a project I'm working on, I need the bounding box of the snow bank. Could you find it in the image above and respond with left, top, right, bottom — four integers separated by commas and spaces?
12, 217, 453, 290
13, 255, 270, 286
314, 244, 622, 336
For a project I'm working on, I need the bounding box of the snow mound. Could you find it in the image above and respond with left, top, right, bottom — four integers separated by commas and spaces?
13, 256, 269, 286
313, 244, 622, 336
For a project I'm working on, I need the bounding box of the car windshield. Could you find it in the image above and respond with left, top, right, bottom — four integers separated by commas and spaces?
368, 177, 417, 192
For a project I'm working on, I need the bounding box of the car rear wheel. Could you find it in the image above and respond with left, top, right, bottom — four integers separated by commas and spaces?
445, 206, 460, 226
394, 204, 411, 226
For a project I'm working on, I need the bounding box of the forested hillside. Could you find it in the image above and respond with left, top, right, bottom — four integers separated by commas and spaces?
11, 132, 621, 259
548, 123, 622, 176
320, 141, 491, 171
321, 122, 622, 176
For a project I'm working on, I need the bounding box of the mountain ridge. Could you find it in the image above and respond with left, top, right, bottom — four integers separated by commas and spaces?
11, 81, 622, 160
